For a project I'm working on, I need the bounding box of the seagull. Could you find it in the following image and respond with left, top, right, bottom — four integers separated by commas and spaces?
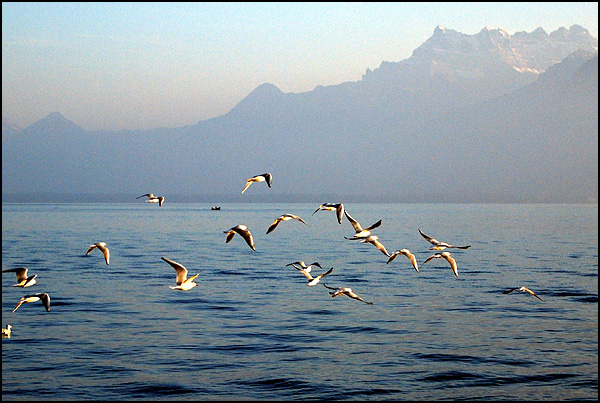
346, 234, 391, 257
285, 261, 323, 273
503, 286, 545, 301
266, 213, 309, 234
312, 203, 345, 224
322, 284, 373, 304
137, 193, 164, 206
344, 210, 382, 239
241, 172, 273, 194
12, 293, 51, 313
2, 324, 12, 338
422, 251, 458, 277
289, 264, 333, 286
160, 257, 200, 291
418, 229, 471, 250
2, 267, 38, 287
86, 242, 110, 265
387, 249, 419, 272
224, 225, 256, 251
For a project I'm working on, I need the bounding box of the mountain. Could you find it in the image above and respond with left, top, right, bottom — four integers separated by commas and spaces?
2, 25, 598, 203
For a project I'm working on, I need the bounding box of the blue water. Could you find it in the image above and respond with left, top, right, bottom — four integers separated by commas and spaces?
2, 203, 598, 400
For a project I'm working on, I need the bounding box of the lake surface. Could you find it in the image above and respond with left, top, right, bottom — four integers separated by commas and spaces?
2, 202, 598, 400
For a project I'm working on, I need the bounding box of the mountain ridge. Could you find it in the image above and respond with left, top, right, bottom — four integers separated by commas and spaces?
3, 25, 597, 203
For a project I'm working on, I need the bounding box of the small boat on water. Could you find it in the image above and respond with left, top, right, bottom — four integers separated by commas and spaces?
211, 206, 221, 210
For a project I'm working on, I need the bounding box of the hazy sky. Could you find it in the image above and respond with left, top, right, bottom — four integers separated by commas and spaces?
2, 2, 598, 131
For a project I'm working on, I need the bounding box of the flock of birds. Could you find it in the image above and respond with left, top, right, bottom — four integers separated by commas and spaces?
2, 172, 545, 338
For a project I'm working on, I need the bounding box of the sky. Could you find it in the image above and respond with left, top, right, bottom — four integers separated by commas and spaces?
2, 2, 598, 131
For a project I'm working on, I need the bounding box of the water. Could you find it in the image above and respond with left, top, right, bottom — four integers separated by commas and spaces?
2, 202, 598, 400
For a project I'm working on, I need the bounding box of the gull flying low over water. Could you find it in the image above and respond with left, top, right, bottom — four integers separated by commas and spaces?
286, 261, 323, 273
241, 172, 273, 194
422, 251, 459, 277
418, 229, 471, 250
2, 267, 38, 287
288, 263, 333, 286
12, 293, 51, 313
503, 286, 545, 301
387, 249, 419, 272
161, 257, 200, 291
224, 225, 256, 251
346, 234, 391, 257
86, 242, 110, 265
266, 213, 309, 234
136, 193, 165, 206
312, 203, 345, 224
2, 324, 12, 338
344, 210, 382, 239
322, 284, 373, 304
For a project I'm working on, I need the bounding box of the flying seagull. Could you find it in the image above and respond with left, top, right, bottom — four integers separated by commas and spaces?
288, 264, 333, 286
346, 234, 391, 257
387, 249, 419, 272
286, 261, 323, 273
2, 267, 38, 288
503, 286, 545, 301
344, 210, 382, 239
12, 293, 51, 313
137, 193, 165, 206
266, 213, 309, 234
241, 173, 273, 194
160, 257, 200, 291
418, 229, 471, 250
224, 225, 256, 251
86, 242, 110, 265
322, 284, 373, 304
312, 203, 345, 224
422, 251, 459, 277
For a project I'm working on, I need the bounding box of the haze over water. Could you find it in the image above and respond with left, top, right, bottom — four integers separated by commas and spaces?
2, 202, 598, 400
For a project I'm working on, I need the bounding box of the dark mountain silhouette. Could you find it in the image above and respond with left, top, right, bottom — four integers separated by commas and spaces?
2, 26, 597, 203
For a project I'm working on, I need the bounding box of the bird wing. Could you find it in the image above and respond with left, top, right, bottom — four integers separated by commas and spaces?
344, 210, 363, 232
369, 238, 390, 257
161, 257, 188, 285
225, 230, 236, 243
422, 254, 437, 265
502, 287, 520, 294
521, 287, 544, 301
290, 215, 308, 225
266, 217, 283, 234
236, 227, 256, 251
86, 244, 98, 255
241, 180, 253, 194
97, 244, 110, 265
262, 173, 273, 187
419, 229, 440, 245
345, 289, 373, 304
40, 293, 51, 311
321, 283, 338, 290
364, 219, 382, 232
403, 250, 419, 272
443, 254, 458, 277
315, 267, 333, 280
387, 251, 400, 264
3, 267, 28, 282
335, 204, 344, 224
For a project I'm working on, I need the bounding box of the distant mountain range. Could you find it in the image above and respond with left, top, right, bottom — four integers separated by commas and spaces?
3, 25, 598, 203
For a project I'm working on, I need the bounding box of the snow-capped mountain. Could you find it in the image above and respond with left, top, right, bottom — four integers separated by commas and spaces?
3, 25, 598, 203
